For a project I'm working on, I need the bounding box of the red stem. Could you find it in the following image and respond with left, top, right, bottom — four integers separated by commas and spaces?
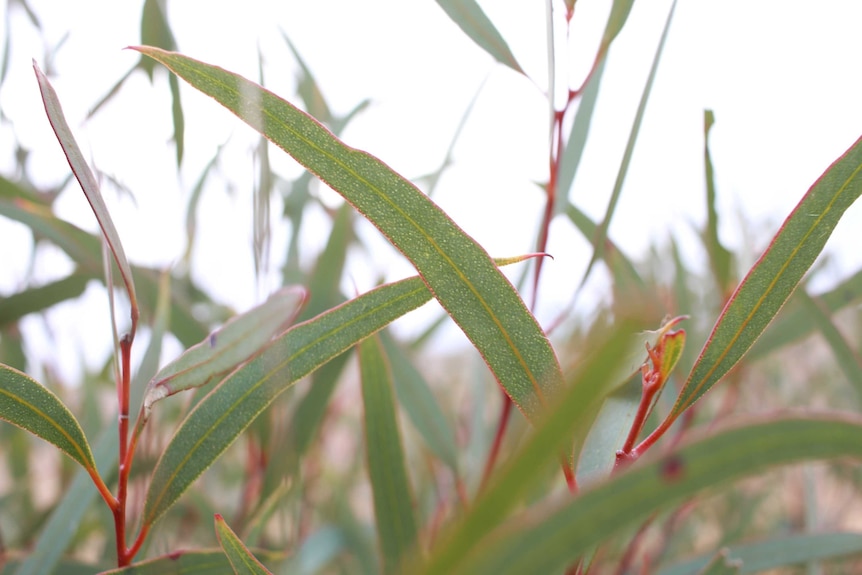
112, 334, 133, 565
480, 395, 513, 490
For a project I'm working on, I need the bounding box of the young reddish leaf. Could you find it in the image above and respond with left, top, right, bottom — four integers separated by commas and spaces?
33, 62, 139, 333
214, 514, 274, 575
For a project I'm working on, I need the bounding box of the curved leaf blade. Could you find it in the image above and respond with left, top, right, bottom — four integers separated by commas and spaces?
658, 532, 862, 575
142, 275, 433, 526
420, 324, 635, 575
132, 47, 562, 423
99, 548, 285, 575
143, 256, 528, 527
0, 364, 95, 473
33, 62, 138, 325
670, 133, 862, 419
444, 414, 862, 574
359, 335, 418, 574
214, 514, 274, 575
143, 286, 306, 419
433, 0, 523, 74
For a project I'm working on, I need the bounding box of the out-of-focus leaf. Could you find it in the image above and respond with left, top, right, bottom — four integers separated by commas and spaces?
556, 57, 606, 217
0, 325, 27, 372
702, 110, 734, 296
134, 47, 564, 425
665, 133, 862, 424
2, 558, 106, 575
439, 415, 862, 574
566, 203, 643, 291
142, 286, 306, 422
692, 551, 742, 575
433, 0, 523, 74
141, 275, 433, 527
0, 272, 90, 326
214, 514, 274, 575
381, 331, 459, 472
0, 364, 95, 473
14, 427, 117, 575
419, 324, 635, 575
98, 548, 285, 575
34, 62, 138, 329
281, 31, 332, 123
657, 532, 862, 575
359, 335, 418, 574
281, 526, 345, 575
576, 374, 640, 485
0, 197, 102, 272
798, 288, 862, 401
576, 0, 677, 295
752, 268, 862, 359
600, 0, 635, 51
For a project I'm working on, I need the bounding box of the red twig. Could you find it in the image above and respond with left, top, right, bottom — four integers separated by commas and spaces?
480, 395, 513, 490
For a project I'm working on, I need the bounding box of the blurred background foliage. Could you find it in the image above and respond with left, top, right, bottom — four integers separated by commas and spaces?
2, 1, 862, 574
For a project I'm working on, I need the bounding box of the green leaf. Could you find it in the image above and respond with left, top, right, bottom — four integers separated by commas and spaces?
657, 532, 862, 575
750, 267, 862, 359
214, 514, 274, 575
0, 196, 102, 273
702, 109, 734, 295
600, 0, 636, 51
381, 331, 459, 472
419, 324, 635, 575
142, 286, 306, 421
0, 364, 95, 473
433, 0, 523, 74
14, 426, 117, 575
359, 335, 418, 574
98, 548, 285, 575
0, 272, 90, 326
133, 47, 563, 424
577, 0, 677, 294
798, 288, 862, 401
556, 57, 606, 217
441, 415, 862, 574
669, 133, 862, 421
33, 62, 138, 327
576, 374, 640, 485
693, 551, 742, 575
142, 275, 433, 527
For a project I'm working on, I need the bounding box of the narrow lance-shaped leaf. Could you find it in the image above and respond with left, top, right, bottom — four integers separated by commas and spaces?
214, 514, 274, 575
33, 62, 138, 331
100, 549, 285, 575
441, 414, 862, 574
657, 532, 862, 575
143, 258, 525, 527
702, 109, 734, 296
576, 0, 677, 296
359, 335, 419, 574
667, 133, 862, 421
133, 47, 562, 424
142, 286, 307, 422
0, 364, 95, 474
420, 324, 635, 575
433, 0, 523, 74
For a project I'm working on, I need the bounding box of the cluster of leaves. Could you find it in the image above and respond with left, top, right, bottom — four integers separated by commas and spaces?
2, 1, 862, 574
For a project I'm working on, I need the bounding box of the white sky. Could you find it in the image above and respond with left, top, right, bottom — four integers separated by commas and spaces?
2, 1, 862, 379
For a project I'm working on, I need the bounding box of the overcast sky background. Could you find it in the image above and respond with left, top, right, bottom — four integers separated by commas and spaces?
2, 1, 862, 380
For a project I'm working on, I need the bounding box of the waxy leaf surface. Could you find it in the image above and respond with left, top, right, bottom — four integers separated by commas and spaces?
670, 133, 862, 419
134, 47, 562, 424
0, 364, 94, 473
214, 514, 274, 575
